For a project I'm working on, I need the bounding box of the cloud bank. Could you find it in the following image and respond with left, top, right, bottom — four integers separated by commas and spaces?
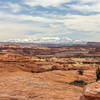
0, 0, 100, 42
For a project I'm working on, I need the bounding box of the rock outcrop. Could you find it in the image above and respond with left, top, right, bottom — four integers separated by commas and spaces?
0, 71, 82, 100
80, 81, 100, 100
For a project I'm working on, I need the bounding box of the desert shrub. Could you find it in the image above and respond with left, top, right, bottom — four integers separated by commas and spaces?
78, 69, 84, 75
45, 58, 49, 61
96, 67, 100, 81
69, 80, 87, 87
51, 65, 57, 70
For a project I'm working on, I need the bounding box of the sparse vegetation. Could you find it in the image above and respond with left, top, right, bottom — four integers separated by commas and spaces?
78, 69, 84, 75
96, 67, 100, 81
69, 80, 87, 87
52, 65, 57, 70
45, 58, 49, 61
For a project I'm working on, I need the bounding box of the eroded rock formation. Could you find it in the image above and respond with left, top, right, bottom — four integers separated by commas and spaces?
80, 81, 100, 100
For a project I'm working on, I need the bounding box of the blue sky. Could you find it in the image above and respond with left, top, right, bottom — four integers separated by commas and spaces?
0, 0, 100, 43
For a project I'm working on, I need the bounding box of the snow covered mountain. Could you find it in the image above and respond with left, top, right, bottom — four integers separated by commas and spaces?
5, 37, 87, 44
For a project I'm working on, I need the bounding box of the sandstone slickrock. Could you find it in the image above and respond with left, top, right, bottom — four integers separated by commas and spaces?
0, 71, 83, 100
80, 81, 100, 100
0, 44, 99, 100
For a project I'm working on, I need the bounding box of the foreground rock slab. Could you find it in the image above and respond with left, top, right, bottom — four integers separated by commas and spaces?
0, 71, 82, 100
80, 81, 100, 100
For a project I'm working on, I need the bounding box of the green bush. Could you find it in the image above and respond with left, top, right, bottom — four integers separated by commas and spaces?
69, 80, 87, 87
78, 69, 84, 75
96, 67, 100, 81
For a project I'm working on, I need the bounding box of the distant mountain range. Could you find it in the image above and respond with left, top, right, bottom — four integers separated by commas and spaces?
87, 42, 100, 46
4, 37, 87, 44
1, 37, 100, 47
0, 41, 100, 47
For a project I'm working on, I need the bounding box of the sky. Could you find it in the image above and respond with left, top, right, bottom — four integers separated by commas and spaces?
0, 0, 100, 43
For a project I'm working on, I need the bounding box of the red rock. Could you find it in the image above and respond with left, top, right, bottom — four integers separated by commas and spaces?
80, 81, 100, 100
0, 71, 83, 100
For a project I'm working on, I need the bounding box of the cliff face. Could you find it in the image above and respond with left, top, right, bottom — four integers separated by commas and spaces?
0, 46, 51, 56
0, 45, 91, 56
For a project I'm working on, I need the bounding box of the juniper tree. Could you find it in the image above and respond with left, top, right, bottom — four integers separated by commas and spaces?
96, 67, 100, 81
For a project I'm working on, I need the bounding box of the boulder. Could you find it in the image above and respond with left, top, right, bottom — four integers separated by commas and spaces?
80, 81, 100, 100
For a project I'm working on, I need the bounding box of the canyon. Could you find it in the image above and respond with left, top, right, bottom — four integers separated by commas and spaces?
0, 42, 100, 100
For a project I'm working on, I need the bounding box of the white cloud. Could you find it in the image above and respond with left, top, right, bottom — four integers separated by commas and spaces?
0, 21, 32, 40
0, 11, 63, 23
63, 14, 100, 33
69, 3, 100, 13
0, 0, 100, 42
0, 3, 22, 13
1, 11, 100, 34
25, 0, 71, 7
8, 3, 22, 13
0, 11, 100, 41
77, 0, 99, 4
